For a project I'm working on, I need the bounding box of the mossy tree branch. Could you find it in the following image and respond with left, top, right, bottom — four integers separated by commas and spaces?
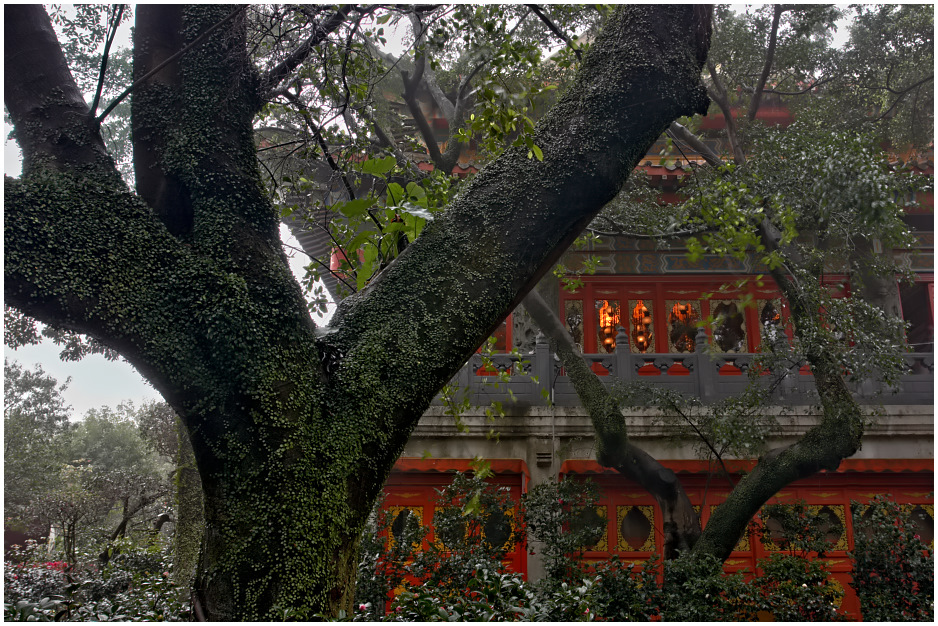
5, 4, 712, 618
678, 81, 870, 559
326, 5, 712, 459
693, 217, 865, 561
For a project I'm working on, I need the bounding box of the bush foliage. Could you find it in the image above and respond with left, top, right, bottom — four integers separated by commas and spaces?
350, 474, 924, 622
849, 495, 934, 621
4, 538, 190, 622
6, 471, 931, 621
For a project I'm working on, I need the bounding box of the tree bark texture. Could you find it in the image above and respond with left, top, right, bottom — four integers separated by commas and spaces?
4, 4, 711, 619
173, 418, 204, 590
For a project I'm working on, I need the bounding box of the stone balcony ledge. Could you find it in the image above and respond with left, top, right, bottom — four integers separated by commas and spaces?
433, 330, 933, 410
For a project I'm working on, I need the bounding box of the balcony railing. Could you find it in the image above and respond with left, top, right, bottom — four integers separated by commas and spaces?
436, 328, 934, 408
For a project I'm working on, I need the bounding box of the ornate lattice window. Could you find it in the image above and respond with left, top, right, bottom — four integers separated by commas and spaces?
388, 506, 423, 549
711, 300, 746, 353
814, 505, 847, 550
666, 301, 700, 353
616, 505, 655, 551
571, 505, 608, 551
564, 300, 584, 350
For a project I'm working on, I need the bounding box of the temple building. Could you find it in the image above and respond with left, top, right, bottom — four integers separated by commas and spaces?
284, 95, 934, 617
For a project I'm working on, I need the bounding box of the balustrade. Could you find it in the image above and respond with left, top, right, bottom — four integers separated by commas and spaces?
436, 328, 934, 408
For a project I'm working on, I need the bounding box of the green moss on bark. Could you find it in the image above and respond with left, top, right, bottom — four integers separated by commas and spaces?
173, 419, 203, 590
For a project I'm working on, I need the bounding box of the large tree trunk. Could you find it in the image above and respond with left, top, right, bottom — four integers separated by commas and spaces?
4, 4, 711, 619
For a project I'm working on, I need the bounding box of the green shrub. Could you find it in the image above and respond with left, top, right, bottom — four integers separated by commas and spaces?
3, 536, 190, 621
753, 553, 844, 621
586, 555, 658, 621
522, 477, 605, 583
353, 477, 879, 622
850, 495, 934, 621
656, 552, 759, 621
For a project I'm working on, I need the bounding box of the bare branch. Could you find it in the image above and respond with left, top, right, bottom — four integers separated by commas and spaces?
359, 106, 428, 180
747, 4, 784, 122
401, 33, 449, 170
282, 242, 356, 295
276, 89, 386, 233
336, 10, 370, 118
864, 75, 934, 123
89, 4, 125, 116
759, 75, 836, 96
403, 7, 533, 174
258, 6, 358, 101
587, 225, 711, 240
668, 120, 725, 168
706, 61, 746, 165
888, 68, 934, 97
407, 12, 455, 120
527, 4, 581, 61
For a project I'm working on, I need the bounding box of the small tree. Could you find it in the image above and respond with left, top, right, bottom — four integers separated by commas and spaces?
29, 464, 109, 565
4, 359, 72, 527
850, 495, 934, 621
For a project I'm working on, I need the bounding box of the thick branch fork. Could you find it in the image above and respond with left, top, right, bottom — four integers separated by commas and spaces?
5, 4, 713, 618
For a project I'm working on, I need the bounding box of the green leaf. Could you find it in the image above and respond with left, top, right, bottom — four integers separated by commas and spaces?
405, 181, 427, 200
386, 182, 405, 206
531, 144, 543, 161
336, 197, 376, 218
462, 493, 481, 516
360, 155, 396, 176
357, 246, 378, 290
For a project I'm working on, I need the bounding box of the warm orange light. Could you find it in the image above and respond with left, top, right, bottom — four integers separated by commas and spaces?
598, 300, 620, 352
599, 300, 619, 329
631, 300, 652, 353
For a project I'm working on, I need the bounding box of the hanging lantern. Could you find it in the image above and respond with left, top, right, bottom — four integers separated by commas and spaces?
598, 300, 620, 352
631, 300, 652, 353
